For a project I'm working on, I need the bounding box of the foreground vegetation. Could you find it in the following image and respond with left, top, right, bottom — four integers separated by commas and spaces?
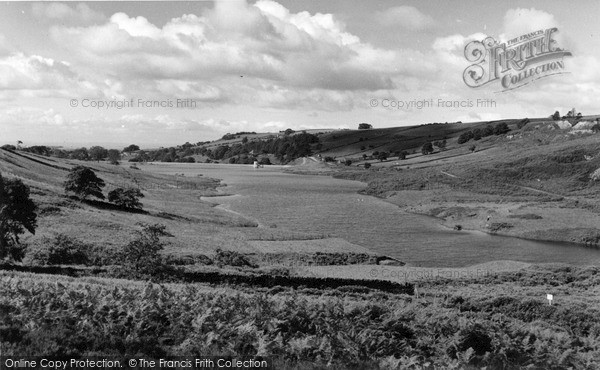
2, 263, 599, 369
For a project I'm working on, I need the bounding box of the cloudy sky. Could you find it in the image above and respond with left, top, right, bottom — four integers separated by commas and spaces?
1, 0, 599, 147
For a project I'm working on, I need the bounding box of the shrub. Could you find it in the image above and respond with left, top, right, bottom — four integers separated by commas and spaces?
377, 152, 389, 161
364, 163, 372, 169
214, 249, 257, 268
27, 234, 91, 265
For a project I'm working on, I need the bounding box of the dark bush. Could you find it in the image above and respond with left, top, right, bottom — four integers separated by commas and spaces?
27, 234, 91, 265
457, 131, 473, 144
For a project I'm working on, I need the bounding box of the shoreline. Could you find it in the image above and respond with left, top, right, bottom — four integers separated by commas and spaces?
389, 195, 600, 251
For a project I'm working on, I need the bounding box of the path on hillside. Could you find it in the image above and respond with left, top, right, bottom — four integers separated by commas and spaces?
439, 170, 573, 200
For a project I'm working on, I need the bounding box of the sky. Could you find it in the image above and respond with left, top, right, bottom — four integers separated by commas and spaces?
0, 0, 599, 148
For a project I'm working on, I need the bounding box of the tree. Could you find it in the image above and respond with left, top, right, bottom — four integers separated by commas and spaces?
472, 128, 482, 141
358, 123, 373, 130
120, 223, 172, 278
0, 173, 37, 261
89, 146, 108, 162
108, 188, 144, 210
364, 163, 371, 169
433, 139, 447, 150
70, 147, 89, 161
377, 152, 389, 161
493, 122, 511, 135
482, 126, 494, 137
552, 111, 561, 120
107, 149, 121, 165
457, 131, 473, 144
469, 144, 477, 153
123, 144, 140, 153
421, 142, 434, 155
64, 166, 105, 200
397, 151, 408, 160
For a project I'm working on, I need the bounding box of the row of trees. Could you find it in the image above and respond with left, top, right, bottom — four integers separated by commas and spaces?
457, 123, 510, 144
0, 145, 128, 164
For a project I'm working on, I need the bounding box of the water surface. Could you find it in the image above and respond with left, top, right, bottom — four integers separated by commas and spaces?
151, 163, 600, 267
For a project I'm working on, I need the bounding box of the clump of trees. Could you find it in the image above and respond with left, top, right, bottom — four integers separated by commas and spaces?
358, 123, 373, 130
205, 132, 319, 164
0, 173, 37, 261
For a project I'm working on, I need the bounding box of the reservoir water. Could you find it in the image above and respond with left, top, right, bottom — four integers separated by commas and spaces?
152, 163, 600, 267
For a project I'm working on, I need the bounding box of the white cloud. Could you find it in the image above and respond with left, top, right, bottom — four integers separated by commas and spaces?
45, 0, 435, 110
0, 107, 66, 130
31, 3, 106, 25
0, 53, 104, 99
376, 6, 436, 31
501, 8, 558, 42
